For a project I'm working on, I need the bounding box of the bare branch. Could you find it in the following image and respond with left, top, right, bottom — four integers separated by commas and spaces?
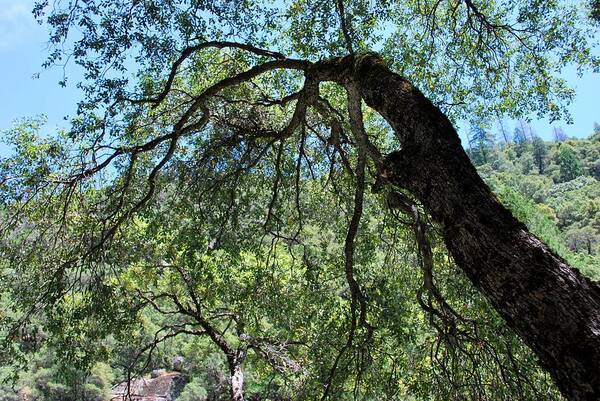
335, 0, 355, 54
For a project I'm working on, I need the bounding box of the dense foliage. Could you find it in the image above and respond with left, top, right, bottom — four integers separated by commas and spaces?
468, 122, 600, 277
0, 0, 599, 400
2, 119, 598, 401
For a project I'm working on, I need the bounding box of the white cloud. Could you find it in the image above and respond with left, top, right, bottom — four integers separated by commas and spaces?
0, 0, 39, 49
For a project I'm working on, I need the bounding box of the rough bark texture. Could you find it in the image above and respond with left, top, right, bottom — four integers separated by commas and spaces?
230, 352, 246, 401
340, 54, 600, 400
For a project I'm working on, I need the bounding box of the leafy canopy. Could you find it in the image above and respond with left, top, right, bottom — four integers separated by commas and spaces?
0, 0, 598, 400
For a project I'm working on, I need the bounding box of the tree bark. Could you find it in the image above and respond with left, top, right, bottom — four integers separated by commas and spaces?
229, 351, 246, 401
339, 54, 600, 400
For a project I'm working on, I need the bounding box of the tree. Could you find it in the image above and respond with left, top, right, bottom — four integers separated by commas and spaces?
519, 120, 533, 141
554, 126, 568, 142
557, 144, 585, 182
468, 123, 494, 165
567, 227, 599, 255
2, 1, 600, 400
496, 118, 511, 144
532, 135, 549, 174
591, 122, 600, 145
0, 351, 113, 401
513, 124, 530, 157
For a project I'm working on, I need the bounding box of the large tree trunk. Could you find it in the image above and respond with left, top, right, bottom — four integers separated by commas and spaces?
345, 54, 600, 400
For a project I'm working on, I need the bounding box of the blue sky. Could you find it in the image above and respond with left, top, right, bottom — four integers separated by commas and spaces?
0, 0, 598, 149
0, 0, 82, 131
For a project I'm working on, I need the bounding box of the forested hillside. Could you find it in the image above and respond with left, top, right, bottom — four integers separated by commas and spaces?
467, 123, 600, 279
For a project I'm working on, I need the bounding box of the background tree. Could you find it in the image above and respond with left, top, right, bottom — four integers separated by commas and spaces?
557, 144, 585, 182
467, 123, 495, 166
532, 136, 549, 174
554, 126, 568, 142
513, 124, 530, 157
496, 119, 511, 144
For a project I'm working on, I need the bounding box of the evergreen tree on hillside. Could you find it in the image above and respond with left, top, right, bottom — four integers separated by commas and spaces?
468, 124, 494, 165
557, 144, 584, 182
532, 136, 548, 174
513, 126, 529, 157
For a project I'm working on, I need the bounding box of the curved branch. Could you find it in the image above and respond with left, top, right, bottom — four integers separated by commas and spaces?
124, 41, 288, 107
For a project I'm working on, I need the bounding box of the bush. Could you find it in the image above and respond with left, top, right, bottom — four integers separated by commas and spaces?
178, 378, 208, 401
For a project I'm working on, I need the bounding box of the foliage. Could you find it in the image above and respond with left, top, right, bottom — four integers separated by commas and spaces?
178, 378, 208, 401
467, 123, 495, 165
0, 0, 599, 400
1, 120, 572, 401
473, 127, 600, 278
0, 354, 112, 401
532, 136, 548, 174
557, 144, 584, 182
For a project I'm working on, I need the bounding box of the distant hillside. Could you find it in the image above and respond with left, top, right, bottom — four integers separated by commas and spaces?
467, 124, 600, 279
